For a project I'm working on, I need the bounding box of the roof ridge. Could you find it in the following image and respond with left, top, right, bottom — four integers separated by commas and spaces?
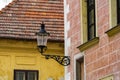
0, 0, 18, 14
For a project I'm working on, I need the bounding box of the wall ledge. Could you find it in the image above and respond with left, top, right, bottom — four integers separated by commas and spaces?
105, 24, 120, 37
77, 37, 99, 52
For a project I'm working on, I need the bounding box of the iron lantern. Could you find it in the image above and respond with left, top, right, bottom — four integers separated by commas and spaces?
36, 23, 49, 53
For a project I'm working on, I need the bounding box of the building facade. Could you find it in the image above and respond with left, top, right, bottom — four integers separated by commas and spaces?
0, 0, 64, 80
64, 0, 120, 80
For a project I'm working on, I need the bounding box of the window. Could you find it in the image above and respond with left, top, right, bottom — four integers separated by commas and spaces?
105, 0, 120, 37
78, 0, 99, 51
14, 70, 38, 80
81, 0, 96, 43
87, 0, 96, 40
76, 57, 84, 80
117, 0, 120, 24
110, 0, 120, 27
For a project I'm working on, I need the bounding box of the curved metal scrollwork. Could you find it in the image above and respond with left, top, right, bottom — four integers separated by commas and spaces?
38, 46, 70, 66
45, 55, 70, 66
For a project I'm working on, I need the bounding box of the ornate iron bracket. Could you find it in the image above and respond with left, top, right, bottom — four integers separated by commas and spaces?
44, 55, 70, 66
37, 46, 70, 66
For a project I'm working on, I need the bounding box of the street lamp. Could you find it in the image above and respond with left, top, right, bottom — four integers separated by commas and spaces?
36, 22, 70, 66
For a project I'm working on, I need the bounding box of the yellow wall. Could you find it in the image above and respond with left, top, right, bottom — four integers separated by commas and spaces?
0, 38, 64, 80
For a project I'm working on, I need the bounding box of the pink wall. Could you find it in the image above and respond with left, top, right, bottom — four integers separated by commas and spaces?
65, 0, 120, 80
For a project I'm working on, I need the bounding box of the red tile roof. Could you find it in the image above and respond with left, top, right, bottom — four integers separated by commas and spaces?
0, 0, 64, 41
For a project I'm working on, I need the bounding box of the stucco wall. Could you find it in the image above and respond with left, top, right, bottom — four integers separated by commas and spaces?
0, 39, 64, 80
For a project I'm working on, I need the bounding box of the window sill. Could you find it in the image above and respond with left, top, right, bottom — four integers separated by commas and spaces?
77, 37, 99, 52
105, 24, 120, 37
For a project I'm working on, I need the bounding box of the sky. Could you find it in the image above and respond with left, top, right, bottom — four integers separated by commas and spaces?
0, 0, 12, 10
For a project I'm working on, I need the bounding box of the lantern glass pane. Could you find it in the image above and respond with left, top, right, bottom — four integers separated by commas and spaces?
37, 34, 48, 46
43, 35, 48, 46
37, 35, 42, 46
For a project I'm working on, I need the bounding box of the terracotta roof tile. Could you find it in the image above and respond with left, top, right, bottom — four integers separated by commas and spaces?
0, 0, 64, 41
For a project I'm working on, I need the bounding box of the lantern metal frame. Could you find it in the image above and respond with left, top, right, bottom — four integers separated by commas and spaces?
36, 23, 70, 66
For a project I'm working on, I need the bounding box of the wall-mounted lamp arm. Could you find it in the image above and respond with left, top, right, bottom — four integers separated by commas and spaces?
36, 22, 70, 66
37, 46, 70, 66
45, 54, 70, 66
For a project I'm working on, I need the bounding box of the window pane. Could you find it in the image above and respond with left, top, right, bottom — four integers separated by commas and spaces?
15, 72, 25, 80
76, 58, 84, 80
89, 10, 95, 25
76, 61, 81, 80
118, 0, 120, 8
87, 0, 95, 40
118, 10, 120, 22
88, 0, 94, 6
28, 72, 37, 80
88, 25, 95, 40
117, 0, 120, 23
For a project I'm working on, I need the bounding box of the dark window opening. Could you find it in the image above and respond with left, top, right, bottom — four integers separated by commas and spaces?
76, 57, 84, 80
14, 70, 38, 80
87, 0, 96, 40
117, 0, 120, 24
